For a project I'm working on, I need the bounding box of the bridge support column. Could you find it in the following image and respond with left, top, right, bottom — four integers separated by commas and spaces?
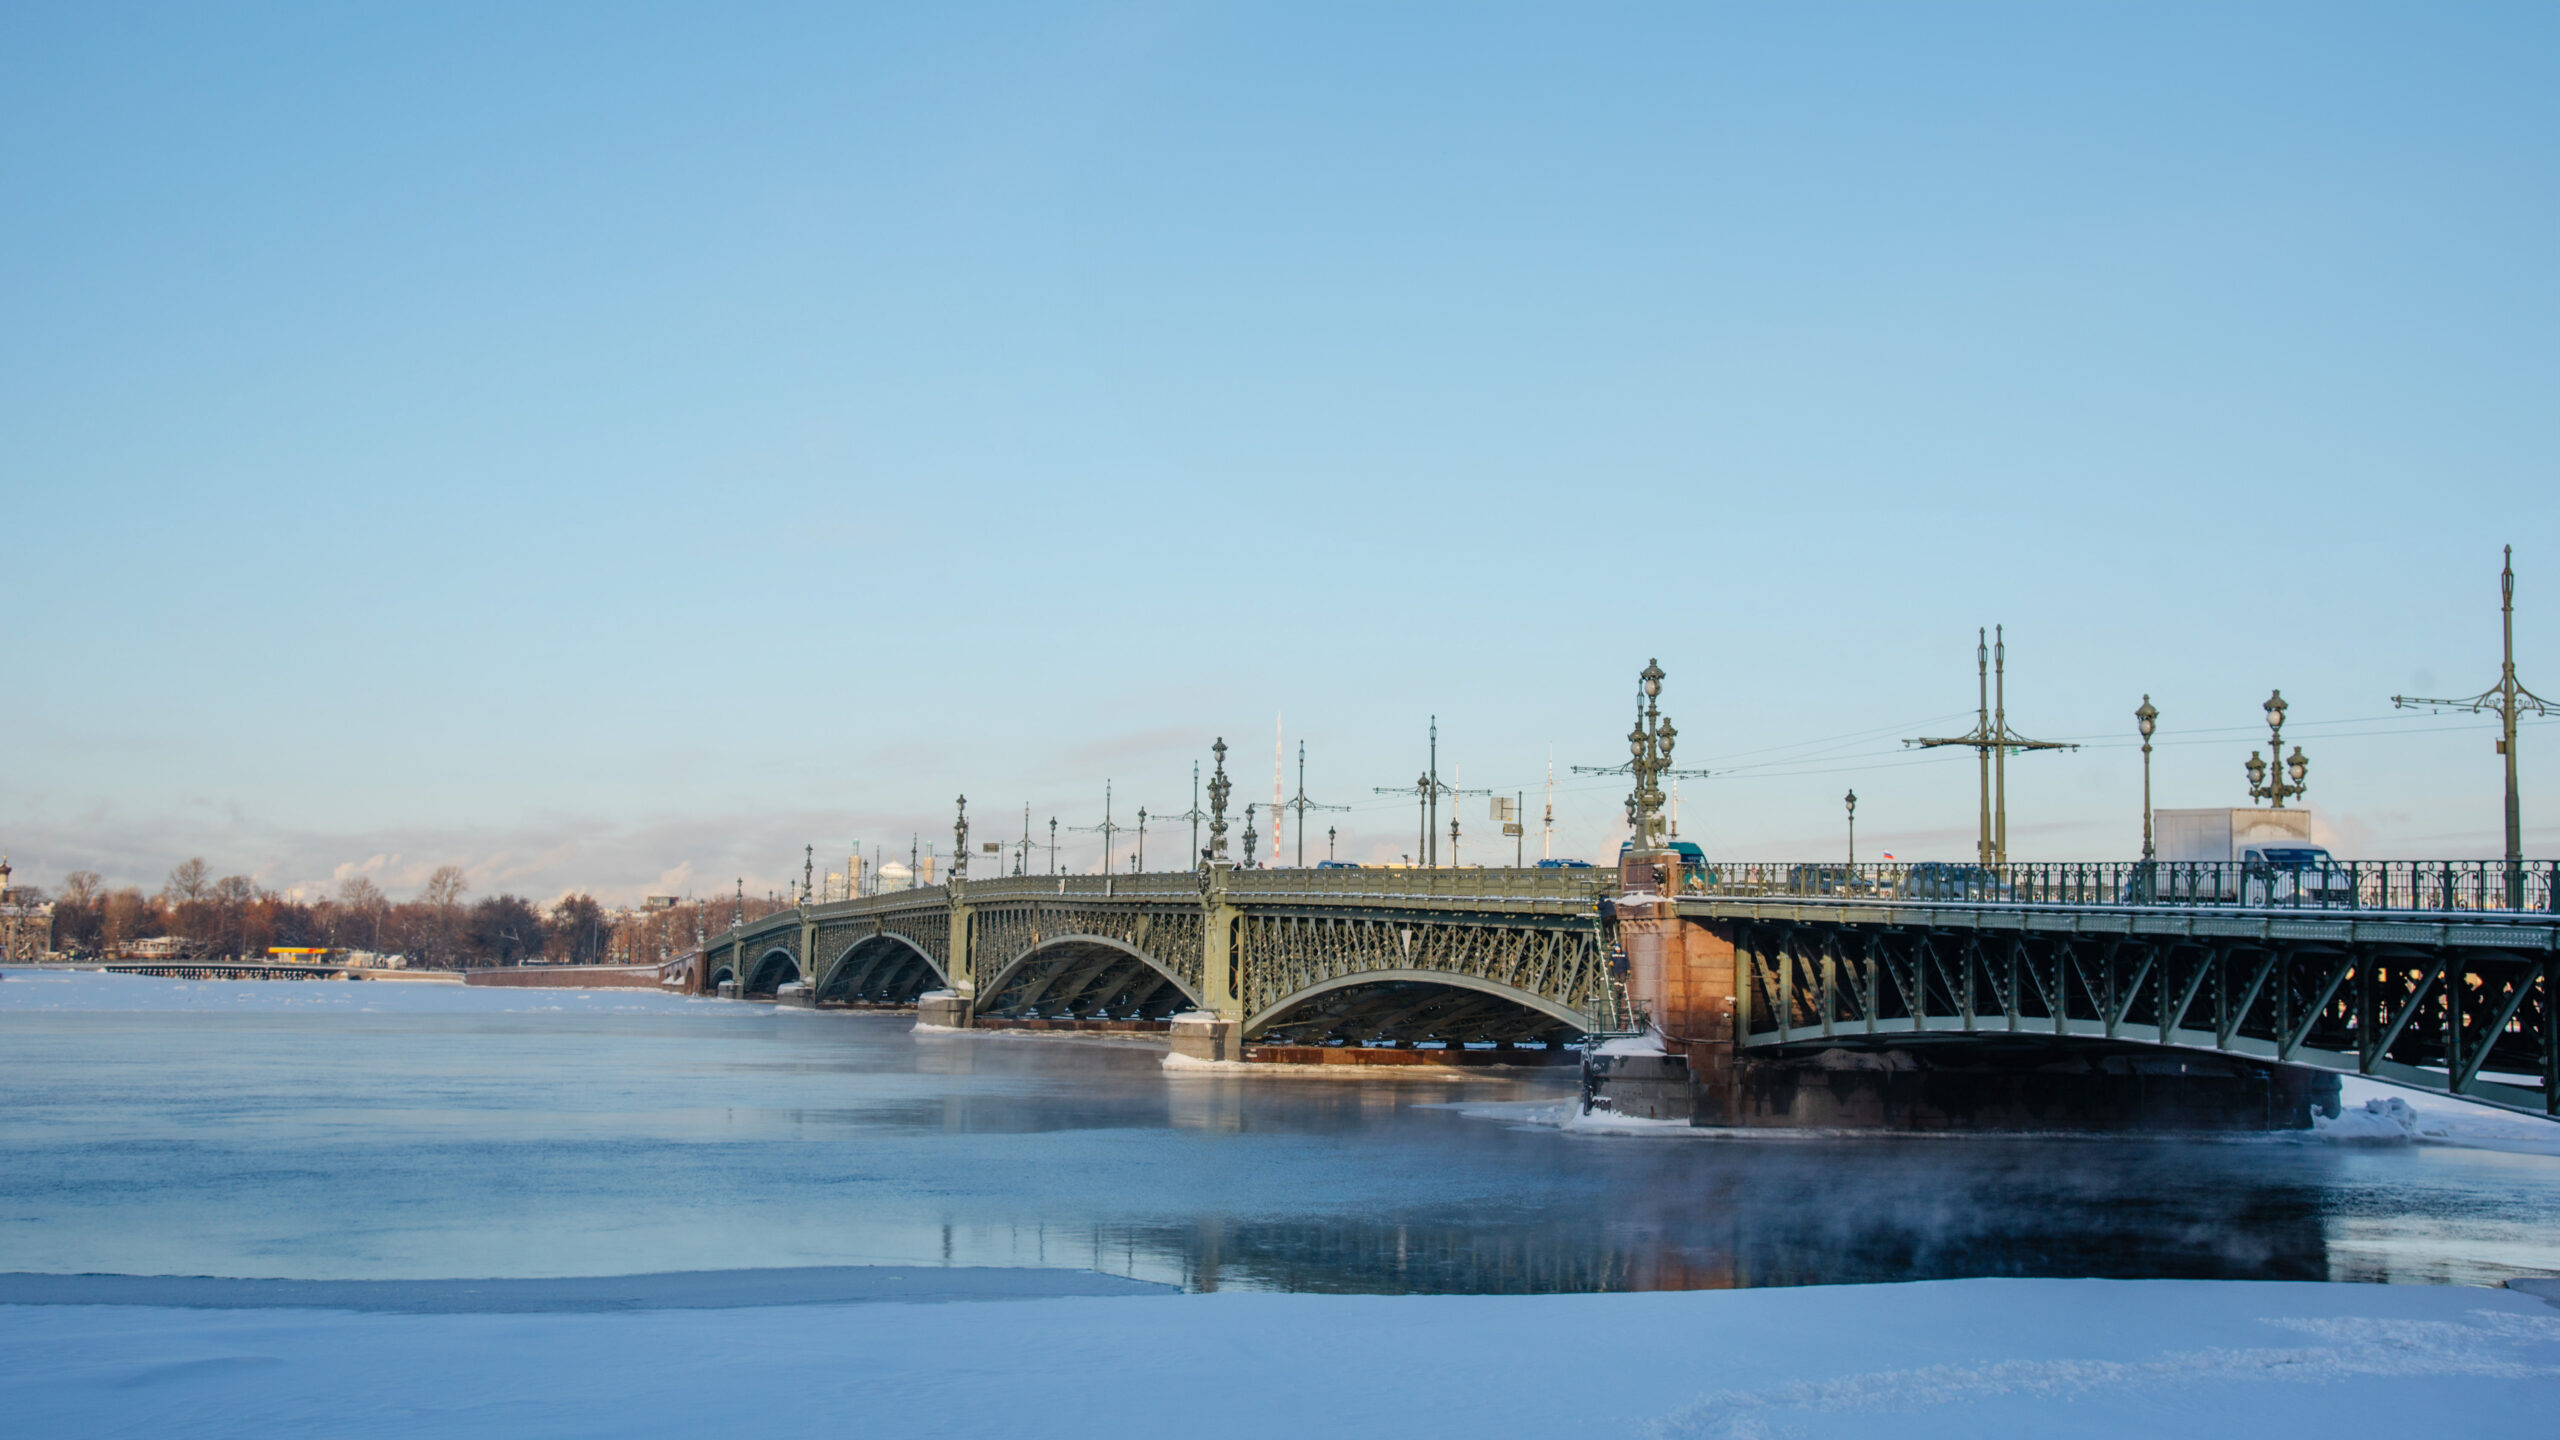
1177, 866, 1244, 1062
1589, 853, 1743, 1122
1609, 898, 1741, 1123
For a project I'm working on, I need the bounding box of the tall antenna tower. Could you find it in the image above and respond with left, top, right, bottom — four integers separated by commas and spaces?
1272, 715, 1285, 868
1908, 626, 2077, 866
2394, 546, 2549, 906
1542, 749, 1556, 860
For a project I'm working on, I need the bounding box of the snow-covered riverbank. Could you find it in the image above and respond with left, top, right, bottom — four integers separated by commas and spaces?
4, 1275, 2553, 1438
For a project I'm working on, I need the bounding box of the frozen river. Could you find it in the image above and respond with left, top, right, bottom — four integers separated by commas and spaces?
4, 969, 2557, 1293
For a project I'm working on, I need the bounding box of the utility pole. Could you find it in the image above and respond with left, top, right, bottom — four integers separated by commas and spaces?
1374, 772, 1431, 867
2396, 546, 2549, 908
1442, 764, 1490, 866
1372, 718, 1481, 867
1068, 780, 1123, 874
1017, 804, 1032, 877
1908, 627, 2077, 866
1282, 741, 1349, 868
1153, 761, 1209, 869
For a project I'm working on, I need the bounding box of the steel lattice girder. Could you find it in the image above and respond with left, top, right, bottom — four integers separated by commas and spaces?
1731, 917, 2556, 1118
1234, 905, 1605, 1040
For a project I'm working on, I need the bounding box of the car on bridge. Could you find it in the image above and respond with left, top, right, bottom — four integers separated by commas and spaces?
2239, 845, 2358, 908
1894, 862, 2011, 902
1783, 864, 1856, 896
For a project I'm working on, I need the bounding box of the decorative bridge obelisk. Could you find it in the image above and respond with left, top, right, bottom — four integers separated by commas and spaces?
1583, 660, 1745, 1121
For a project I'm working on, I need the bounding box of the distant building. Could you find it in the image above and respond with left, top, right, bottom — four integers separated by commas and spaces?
0, 855, 51, 963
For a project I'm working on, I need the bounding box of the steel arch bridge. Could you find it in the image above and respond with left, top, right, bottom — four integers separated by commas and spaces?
1697, 893, 2560, 1116
691, 867, 1612, 1050
684, 862, 2556, 1114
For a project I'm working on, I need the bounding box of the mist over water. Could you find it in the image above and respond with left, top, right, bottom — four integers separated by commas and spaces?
1, 973, 2553, 1293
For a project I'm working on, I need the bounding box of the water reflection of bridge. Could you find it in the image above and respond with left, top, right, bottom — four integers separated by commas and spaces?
933, 1135, 2337, 1294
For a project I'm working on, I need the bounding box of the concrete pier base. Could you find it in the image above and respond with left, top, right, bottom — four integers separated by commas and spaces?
916, 991, 972, 1029
1169, 1012, 1240, 1063
1580, 1051, 1694, 1120
1734, 1044, 2340, 1132
773, 986, 816, 1008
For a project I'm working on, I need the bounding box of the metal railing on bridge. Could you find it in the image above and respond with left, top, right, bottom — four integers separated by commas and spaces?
1682, 859, 2559, 916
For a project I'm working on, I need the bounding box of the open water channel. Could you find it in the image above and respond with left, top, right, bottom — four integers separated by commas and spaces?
4, 971, 2558, 1294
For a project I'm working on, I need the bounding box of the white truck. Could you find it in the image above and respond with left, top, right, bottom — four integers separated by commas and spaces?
2149, 808, 2354, 906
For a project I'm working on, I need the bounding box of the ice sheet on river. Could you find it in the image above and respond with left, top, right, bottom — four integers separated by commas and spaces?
3, 1278, 2552, 1438
0, 1265, 1171, 1312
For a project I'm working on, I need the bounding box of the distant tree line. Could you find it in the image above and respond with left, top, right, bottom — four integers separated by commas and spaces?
41, 859, 628, 968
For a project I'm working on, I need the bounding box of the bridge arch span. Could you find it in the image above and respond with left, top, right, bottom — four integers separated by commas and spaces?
977, 934, 1201, 1021
744, 947, 801, 997
817, 933, 946, 1005
1246, 969, 1592, 1047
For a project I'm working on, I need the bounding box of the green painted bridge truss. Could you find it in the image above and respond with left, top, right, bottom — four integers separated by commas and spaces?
1698, 895, 2560, 1116
704, 867, 1613, 1048
699, 867, 2559, 1112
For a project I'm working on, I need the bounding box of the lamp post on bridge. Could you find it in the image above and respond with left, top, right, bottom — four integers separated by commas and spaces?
1206, 738, 1231, 865
2245, 690, 2308, 808
2136, 697, 2158, 862
1048, 817, 1057, 875
1572, 660, 1707, 866
1845, 790, 1856, 870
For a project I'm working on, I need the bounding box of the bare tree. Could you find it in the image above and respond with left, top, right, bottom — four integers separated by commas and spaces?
162, 857, 211, 904
334, 876, 387, 952
420, 866, 469, 910
60, 871, 103, 906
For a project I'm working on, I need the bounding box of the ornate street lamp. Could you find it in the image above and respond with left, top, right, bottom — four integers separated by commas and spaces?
1206, 738, 1232, 865
1625, 659, 1675, 852
1845, 789, 1857, 869
2136, 696, 2158, 860
1242, 804, 1259, 868
2245, 689, 2309, 808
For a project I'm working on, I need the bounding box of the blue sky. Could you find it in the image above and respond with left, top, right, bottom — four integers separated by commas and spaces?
4, 2, 2554, 903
